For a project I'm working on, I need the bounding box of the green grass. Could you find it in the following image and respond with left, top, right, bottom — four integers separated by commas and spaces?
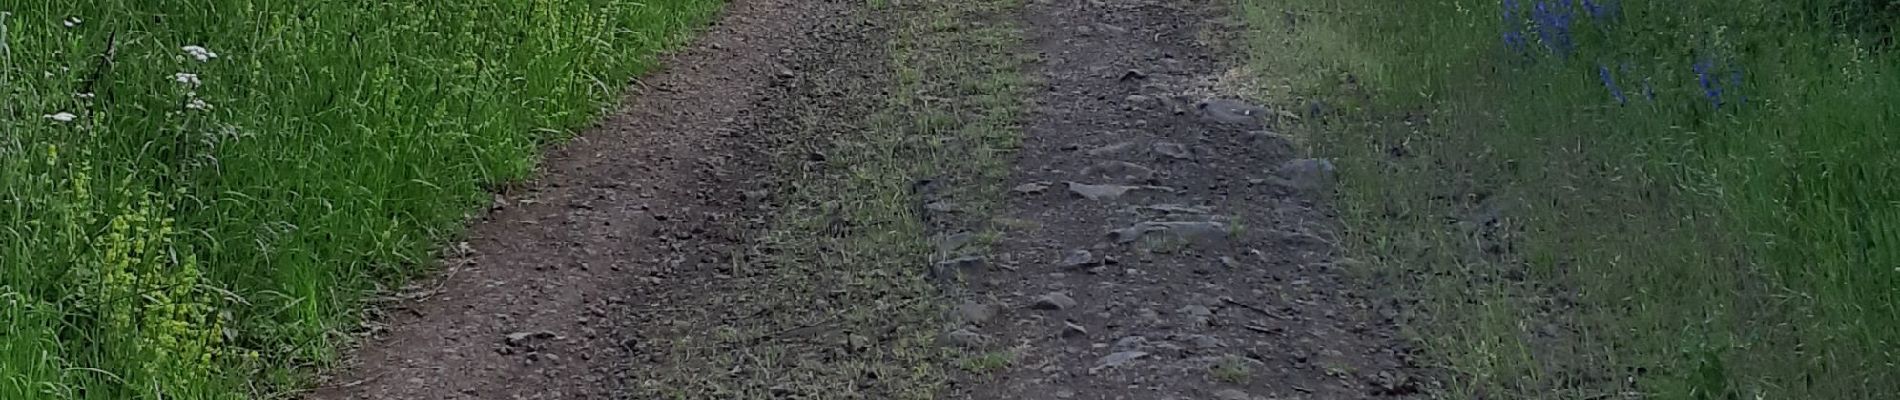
0, 0, 719, 398
959, 351, 1016, 374
1209, 355, 1253, 384
1234, 0, 1898, 399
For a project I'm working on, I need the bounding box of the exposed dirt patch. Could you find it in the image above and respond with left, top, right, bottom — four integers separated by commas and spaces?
622, 0, 1035, 396
942, 0, 1431, 398
309, 0, 1425, 397
616, 2, 940, 398
306, 0, 855, 398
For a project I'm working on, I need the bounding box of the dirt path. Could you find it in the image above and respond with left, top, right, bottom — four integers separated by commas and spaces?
311, 0, 1426, 398
940, 0, 1428, 398
307, 0, 853, 398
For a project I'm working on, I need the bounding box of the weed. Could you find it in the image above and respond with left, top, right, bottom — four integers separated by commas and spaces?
1224, 219, 1249, 237
959, 351, 1016, 374
1209, 355, 1252, 384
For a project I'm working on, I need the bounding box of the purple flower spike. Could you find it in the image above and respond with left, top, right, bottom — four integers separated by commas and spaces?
1694, 58, 1724, 109
1532, 0, 1575, 57
1582, 0, 1619, 22
1501, 0, 1531, 55
1600, 65, 1628, 104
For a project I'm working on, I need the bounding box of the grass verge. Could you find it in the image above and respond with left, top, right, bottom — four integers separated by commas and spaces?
1234, 0, 1898, 398
1, 1, 719, 397
629, 0, 1029, 398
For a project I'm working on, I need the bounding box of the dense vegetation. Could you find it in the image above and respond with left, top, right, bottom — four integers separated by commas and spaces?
0, 1, 717, 397
1241, 0, 1896, 398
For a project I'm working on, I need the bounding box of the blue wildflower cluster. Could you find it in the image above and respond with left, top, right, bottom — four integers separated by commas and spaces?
1498, 0, 1744, 110
1501, 0, 1530, 55
1599, 65, 1628, 104
1532, 0, 1576, 57
1693, 57, 1747, 109
1501, 0, 1586, 58
1581, 0, 1620, 23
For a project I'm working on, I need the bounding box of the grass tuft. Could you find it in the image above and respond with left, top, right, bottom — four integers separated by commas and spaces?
1210, 355, 1253, 384
626, 0, 1030, 398
959, 351, 1016, 374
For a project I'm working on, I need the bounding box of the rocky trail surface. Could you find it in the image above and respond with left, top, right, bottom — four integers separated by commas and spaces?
309, 0, 1429, 398
938, 0, 1427, 399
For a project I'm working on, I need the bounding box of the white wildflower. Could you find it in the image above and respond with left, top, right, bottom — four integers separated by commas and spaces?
173, 72, 201, 85
63, 17, 82, 28
44, 112, 78, 122
185, 98, 212, 111
181, 45, 218, 62
75, 92, 94, 99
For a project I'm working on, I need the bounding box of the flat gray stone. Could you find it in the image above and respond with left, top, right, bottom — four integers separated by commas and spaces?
1213, 389, 1257, 400
503, 331, 556, 347
1089, 351, 1150, 374
1113, 335, 1148, 350
1031, 292, 1078, 310
1067, 182, 1134, 200
1085, 142, 1135, 157
1187, 334, 1223, 349
1012, 181, 1052, 195
944, 328, 990, 348
1082, 161, 1157, 182
1150, 221, 1231, 241
1057, 249, 1095, 268
1108, 221, 1231, 244
1134, 204, 1211, 215
1199, 98, 1270, 125
1061, 321, 1089, 338
956, 301, 998, 325
1152, 141, 1193, 160
1125, 94, 1157, 108
1276, 158, 1338, 191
